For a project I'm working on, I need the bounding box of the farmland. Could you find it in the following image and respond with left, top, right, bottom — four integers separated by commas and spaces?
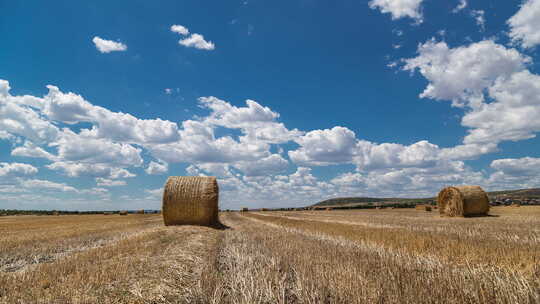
1, 207, 540, 303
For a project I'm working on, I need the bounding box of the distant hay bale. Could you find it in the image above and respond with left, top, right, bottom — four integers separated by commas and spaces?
119, 210, 128, 216
52, 211, 59, 216
510, 203, 521, 207
415, 205, 432, 211
261, 208, 269, 211
437, 186, 489, 217
162, 176, 219, 226
326, 207, 333, 211
137, 209, 145, 214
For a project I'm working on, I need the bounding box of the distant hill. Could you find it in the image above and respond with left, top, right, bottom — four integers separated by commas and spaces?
312, 188, 540, 207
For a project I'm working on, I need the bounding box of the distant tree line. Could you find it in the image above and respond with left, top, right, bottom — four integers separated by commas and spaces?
0, 210, 160, 216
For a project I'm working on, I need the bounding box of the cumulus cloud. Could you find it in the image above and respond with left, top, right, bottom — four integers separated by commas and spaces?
369, 0, 424, 22
0, 162, 38, 177
20, 179, 78, 192
179, 33, 215, 50
11, 141, 56, 160
403, 40, 529, 107
171, 24, 215, 50
491, 157, 540, 176
289, 127, 358, 166
145, 161, 168, 175
170, 24, 189, 36
95, 178, 127, 187
92, 36, 127, 53
404, 39, 540, 147
234, 154, 289, 176
46, 161, 135, 179
44, 85, 180, 144
508, 0, 540, 48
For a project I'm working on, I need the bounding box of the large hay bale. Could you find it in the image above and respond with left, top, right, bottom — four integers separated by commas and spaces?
119, 210, 128, 216
137, 209, 145, 214
437, 186, 489, 217
162, 176, 219, 226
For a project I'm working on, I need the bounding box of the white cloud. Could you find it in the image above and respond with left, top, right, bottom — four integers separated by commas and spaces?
11, 141, 56, 160
369, 0, 424, 22
92, 36, 127, 53
0, 162, 38, 177
289, 126, 358, 166
46, 161, 135, 179
403, 40, 529, 107
508, 0, 540, 49
452, 0, 467, 13
20, 179, 78, 192
491, 157, 540, 176
95, 178, 127, 187
404, 39, 540, 148
234, 154, 289, 176
170, 24, 189, 36
179, 34, 215, 50
44, 85, 180, 144
53, 129, 143, 167
145, 161, 168, 175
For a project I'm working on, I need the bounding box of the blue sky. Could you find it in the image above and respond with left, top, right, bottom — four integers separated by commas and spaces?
1, 0, 540, 210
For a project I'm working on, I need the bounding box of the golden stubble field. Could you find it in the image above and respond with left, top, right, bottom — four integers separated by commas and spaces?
1, 207, 539, 304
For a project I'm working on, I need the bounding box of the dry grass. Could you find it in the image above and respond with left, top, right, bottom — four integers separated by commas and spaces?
1, 207, 540, 303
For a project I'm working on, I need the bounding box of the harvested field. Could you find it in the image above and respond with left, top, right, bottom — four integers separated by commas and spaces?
1, 207, 539, 303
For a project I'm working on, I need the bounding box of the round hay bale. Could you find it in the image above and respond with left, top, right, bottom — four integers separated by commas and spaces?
119, 210, 128, 216
437, 186, 489, 217
162, 176, 219, 226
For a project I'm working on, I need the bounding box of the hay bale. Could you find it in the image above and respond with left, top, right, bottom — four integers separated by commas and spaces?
137, 209, 145, 214
119, 210, 128, 216
510, 203, 521, 207
162, 176, 219, 226
437, 186, 489, 217
325, 207, 333, 211
415, 205, 432, 211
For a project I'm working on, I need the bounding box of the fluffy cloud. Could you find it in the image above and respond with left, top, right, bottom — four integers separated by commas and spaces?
508, 0, 540, 48
95, 178, 127, 187
0, 81, 59, 144
44, 85, 180, 144
145, 161, 168, 175
20, 179, 78, 192
53, 129, 143, 167
404, 39, 540, 147
92, 36, 127, 53
179, 34, 215, 50
200, 96, 302, 144
170, 24, 189, 36
490, 157, 540, 176
0, 162, 38, 177
403, 40, 529, 107
369, 0, 424, 22
11, 141, 56, 160
46, 161, 135, 179
289, 127, 357, 166
234, 154, 289, 176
